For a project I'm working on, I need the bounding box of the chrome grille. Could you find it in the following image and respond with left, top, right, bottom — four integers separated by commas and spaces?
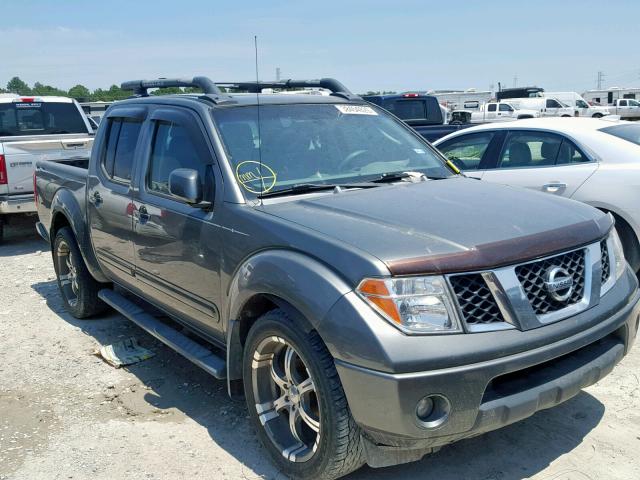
449, 274, 504, 325
601, 240, 610, 284
515, 249, 586, 315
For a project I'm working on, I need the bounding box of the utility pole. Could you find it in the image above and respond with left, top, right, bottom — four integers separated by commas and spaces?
597, 71, 605, 90
276, 67, 281, 81
513, 74, 518, 87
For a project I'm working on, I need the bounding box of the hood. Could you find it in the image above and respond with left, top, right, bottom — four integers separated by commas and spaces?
259, 177, 611, 275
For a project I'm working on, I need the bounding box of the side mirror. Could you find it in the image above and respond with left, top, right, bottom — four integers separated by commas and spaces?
169, 168, 202, 204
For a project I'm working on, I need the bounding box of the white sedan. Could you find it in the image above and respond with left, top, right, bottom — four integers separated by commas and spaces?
434, 117, 640, 271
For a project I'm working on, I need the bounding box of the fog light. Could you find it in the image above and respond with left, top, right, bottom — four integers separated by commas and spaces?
416, 397, 434, 420
415, 394, 451, 429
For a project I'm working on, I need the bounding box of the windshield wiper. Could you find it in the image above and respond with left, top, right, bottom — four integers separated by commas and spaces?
257, 182, 379, 199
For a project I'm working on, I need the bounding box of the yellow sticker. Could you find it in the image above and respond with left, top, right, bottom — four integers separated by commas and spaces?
235, 161, 277, 194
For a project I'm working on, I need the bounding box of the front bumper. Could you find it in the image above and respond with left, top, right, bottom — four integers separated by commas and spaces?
0, 194, 36, 215
331, 269, 639, 451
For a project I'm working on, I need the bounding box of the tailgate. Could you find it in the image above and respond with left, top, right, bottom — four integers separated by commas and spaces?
1, 136, 92, 194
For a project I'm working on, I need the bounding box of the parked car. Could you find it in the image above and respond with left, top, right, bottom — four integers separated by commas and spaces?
0, 95, 93, 241
362, 92, 472, 142
543, 92, 610, 118
452, 101, 539, 124
35, 77, 639, 480
434, 117, 640, 272
608, 98, 640, 120
507, 97, 575, 117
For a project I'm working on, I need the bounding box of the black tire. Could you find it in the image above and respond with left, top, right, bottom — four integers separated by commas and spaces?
593, 113, 603, 118
0, 219, 4, 243
243, 309, 364, 480
52, 226, 107, 318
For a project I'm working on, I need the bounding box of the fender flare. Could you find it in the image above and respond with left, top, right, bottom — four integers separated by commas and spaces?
225, 249, 353, 384
50, 190, 109, 283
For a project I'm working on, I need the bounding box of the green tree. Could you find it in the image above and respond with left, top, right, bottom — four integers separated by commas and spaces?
68, 84, 91, 100
31, 82, 67, 96
7, 76, 31, 95
151, 87, 183, 96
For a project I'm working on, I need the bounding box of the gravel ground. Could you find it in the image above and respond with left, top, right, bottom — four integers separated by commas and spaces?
1, 218, 639, 480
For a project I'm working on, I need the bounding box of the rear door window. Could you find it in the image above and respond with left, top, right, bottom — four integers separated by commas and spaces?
488, 104, 497, 112
498, 131, 563, 168
0, 101, 87, 136
102, 118, 142, 182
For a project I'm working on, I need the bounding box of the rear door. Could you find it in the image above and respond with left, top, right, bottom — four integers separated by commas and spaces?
485, 103, 498, 121
0, 100, 91, 194
480, 130, 598, 197
131, 107, 224, 339
87, 106, 146, 286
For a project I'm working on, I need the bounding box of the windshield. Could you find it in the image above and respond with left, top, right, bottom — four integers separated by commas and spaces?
0, 101, 88, 136
601, 124, 640, 146
213, 103, 453, 197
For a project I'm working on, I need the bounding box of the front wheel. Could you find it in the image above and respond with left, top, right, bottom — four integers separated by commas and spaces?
53, 226, 107, 318
243, 309, 364, 479
593, 113, 603, 118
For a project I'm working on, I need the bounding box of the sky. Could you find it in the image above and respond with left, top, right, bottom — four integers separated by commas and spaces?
2, 0, 639, 95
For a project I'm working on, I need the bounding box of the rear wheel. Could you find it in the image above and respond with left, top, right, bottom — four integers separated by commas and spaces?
593, 113, 603, 118
243, 309, 364, 479
53, 226, 107, 318
0, 218, 4, 243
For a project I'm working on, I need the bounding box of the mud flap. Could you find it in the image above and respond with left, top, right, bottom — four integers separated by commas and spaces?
362, 435, 433, 468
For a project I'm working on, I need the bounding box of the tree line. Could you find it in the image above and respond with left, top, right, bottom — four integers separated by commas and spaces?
1, 76, 398, 100
0, 76, 202, 102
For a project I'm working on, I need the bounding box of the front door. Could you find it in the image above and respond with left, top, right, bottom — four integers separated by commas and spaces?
131, 107, 223, 339
480, 130, 598, 197
87, 108, 145, 286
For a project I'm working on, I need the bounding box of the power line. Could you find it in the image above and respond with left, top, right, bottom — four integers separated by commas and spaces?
597, 71, 605, 90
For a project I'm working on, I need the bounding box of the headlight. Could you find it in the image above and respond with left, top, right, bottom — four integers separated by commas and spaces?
610, 228, 627, 281
356, 276, 461, 334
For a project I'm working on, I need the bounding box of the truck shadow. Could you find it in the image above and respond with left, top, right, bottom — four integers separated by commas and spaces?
0, 217, 46, 257
32, 279, 605, 480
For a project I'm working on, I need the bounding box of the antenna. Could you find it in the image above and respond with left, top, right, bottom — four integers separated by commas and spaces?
254, 35, 265, 201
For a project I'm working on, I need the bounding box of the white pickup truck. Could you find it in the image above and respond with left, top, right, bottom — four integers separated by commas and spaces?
0, 95, 93, 241
608, 99, 640, 120
452, 101, 539, 124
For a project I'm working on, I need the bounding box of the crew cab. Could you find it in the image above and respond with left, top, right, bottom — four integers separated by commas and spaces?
609, 98, 640, 120
362, 92, 472, 142
35, 77, 639, 480
453, 101, 539, 124
0, 95, 93, 241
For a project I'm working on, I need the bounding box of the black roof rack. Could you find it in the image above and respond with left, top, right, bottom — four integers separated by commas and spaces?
120, 77, 232, 103
216, 78, 359, 100
120, 76, 358, 102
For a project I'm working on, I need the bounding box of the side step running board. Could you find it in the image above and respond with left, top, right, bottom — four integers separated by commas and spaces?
98, 289, 226, 379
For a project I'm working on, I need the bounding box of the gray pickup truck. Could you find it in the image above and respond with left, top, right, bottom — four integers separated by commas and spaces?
34, 77, 639, 480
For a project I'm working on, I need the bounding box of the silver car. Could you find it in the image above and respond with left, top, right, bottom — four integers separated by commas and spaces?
434, 117, 640, 271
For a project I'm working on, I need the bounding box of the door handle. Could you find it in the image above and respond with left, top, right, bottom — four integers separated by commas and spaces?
138, 205, 150, 224
89, 191, 102, 206
543, 182, 567, 193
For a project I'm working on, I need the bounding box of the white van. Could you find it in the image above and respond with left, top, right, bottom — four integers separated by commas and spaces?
507, 97, 575, 117
543, 92, 610, 118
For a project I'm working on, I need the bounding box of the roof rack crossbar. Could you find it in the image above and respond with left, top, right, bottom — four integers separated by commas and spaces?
216, 78, 359, 99
120, 76, 228, 99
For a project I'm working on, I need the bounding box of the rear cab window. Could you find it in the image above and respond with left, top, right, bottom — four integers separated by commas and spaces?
0, 100, 88, 136
380, 97, 443, 125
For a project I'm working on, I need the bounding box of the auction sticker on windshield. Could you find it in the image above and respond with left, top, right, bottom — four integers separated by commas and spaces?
235, 161, 277, 194
335, 104, 378, 115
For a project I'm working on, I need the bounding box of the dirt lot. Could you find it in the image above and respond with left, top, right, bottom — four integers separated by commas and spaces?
1, 218, 639, 480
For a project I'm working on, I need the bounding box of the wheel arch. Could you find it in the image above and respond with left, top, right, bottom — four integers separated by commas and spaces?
597, 207, 640, 272
224, 249, 354, 395
49, 190, 109, 283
